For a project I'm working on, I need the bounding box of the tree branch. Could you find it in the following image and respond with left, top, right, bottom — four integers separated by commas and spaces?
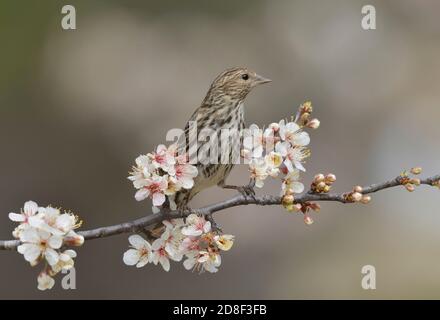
1, 173, 439, 251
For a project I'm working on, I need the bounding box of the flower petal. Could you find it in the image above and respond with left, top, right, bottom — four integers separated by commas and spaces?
136, 255, 150, 268
8, 213, 25, 222
291, 181, 305, 194
152, 192, 166, 207
24, 201, 39, 216
135, 189, 150, 201
19, 228, 40, 243
123, 249, 140, 266
128, 235, 149, 250
45, 248, 60, 266
183, 257, 196, 270
48, 235, 63, 249
159, 256, 170, 272
19, 243, 41, 263
293, 132, 310, 146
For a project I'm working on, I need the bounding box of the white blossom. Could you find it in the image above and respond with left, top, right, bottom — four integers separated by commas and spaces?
183, 250, 221, 273
181, 214, 211, 237
214, 234, 235, 251
51, 250, 77, 274
123, 235, 152, 268
10, 201, 83, 290
129, 144, 198, 209
151, 238, 172, 272
148, 144, 176, 173
276, 142, 309, 172
279, 120, 310, 147
8, 200, 38, 223
249, 158, 269, 188
17, 228, 63, 266
134, 175, 168, 205
282, 169, 305, 194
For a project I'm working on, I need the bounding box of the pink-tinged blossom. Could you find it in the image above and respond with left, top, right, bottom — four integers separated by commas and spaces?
135, 175, 168, 206
181, 214, 211, 237
173, 163, 198, 189
148, 144, 176, 173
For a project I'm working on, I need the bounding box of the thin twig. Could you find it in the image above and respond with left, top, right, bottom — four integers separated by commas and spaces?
1, 174, 439, 251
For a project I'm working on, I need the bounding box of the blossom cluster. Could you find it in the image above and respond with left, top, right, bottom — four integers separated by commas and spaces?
123, 214, 234, 273
128, 144, 198, 211
9, 201, 84, 290
241, 101, 319, 198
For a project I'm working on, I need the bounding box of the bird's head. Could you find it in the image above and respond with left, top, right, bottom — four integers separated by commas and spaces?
208, 67, 271, 102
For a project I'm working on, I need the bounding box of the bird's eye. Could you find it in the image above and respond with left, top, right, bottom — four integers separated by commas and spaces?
241, 74, 249, 80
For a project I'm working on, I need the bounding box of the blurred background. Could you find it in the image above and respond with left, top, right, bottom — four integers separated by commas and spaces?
1, 0, 440, 299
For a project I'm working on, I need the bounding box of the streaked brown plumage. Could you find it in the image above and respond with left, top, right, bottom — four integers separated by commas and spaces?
174, 67, 271, 210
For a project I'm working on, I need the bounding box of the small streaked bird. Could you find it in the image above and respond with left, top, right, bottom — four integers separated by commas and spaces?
174, 67, 271, 211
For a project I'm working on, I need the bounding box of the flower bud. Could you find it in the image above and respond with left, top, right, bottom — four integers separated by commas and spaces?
325, 173, 336, 184
301, 101, 313, 113
360, 195, 371, 204
300, 112, 310, 122
410, 178, 421, 186
306, 118, 320, 129
405, 184, 415, 192
282, 194, 295, 206
292, 203, 302, 212
304, 215, 314, 225
317, 181, 326, 190
323, 185, 331, 193
314, 174, 325, 183
64, 232, 84, 246
410, 167, 422, 175
354, 185, 363, 193
351, 192, 363, 202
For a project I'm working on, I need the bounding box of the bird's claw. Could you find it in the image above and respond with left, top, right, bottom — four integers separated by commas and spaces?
237, 185, 256, 199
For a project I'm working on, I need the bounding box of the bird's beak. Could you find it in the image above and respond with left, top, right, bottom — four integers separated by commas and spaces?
255, 74, 272, 85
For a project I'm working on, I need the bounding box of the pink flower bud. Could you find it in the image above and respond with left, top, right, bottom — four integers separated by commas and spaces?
325, 173, 336, 184
307, 118, 320, 129
64, 232, 84, 246
314, 174, 325, 183
304, 215, 314, 225
354, 185, 363, 193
